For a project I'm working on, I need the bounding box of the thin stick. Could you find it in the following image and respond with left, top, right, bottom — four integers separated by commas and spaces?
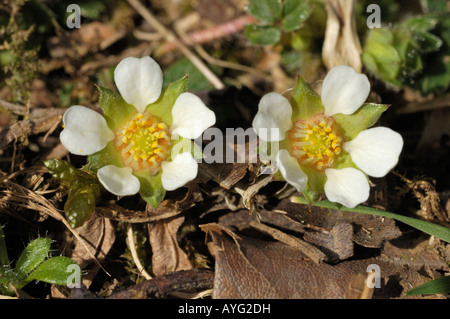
194, 45, 272, 81
126, 0, 225, 90
160, 14, 257, 52
126, 224, 152, 280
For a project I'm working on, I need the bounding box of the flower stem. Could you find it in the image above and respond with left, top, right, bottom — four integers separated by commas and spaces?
290, 196, 450, 243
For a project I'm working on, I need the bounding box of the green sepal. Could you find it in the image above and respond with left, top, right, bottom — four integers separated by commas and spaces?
25, 256, 79, 286
97, 85, 136, 131
171, 137, 203, 162
86, 141, 123, 172
300, 167, 326, 203
291, 75, 324, 121
145, 75, 189, 126
134, 171, 166, 209
246, 0, 282, 24
333, 103, 389, 140
244, 24, 281, 46
282, 0, 312, 32
14, 238, 51, 280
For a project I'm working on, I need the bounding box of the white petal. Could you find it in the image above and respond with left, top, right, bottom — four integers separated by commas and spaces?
324, 167, 369, 208
276, 149, 308, 192
161, 152, 198, 191
60, 105, 114, 156
252, 92, 293, 142
114, 56, 163, 113
97, 165, 140, 196
343, 127, 403, 178
321, 66, 370, 116
170, 92, 216, 139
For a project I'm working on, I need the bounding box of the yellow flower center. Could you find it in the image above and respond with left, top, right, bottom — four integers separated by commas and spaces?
114, 112, 171, 174
288, 114, 343, 171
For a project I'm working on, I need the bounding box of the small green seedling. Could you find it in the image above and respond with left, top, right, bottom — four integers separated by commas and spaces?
0, 225, 79, 296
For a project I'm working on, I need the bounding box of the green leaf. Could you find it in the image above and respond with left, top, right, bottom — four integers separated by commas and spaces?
362, 29, 403, 87
14, 238, 51, 280
400, 16, 437, 34
44, 159, 79, 184
291, 197, 450, 243
65, 186, 99, 228
246, 0, 282, 24
134, 171, 166, 208
291, 75, 324, 121
45, 159, 102, 228
333, 103, 389, 140
145, 76, 189, 126
26, 257, 79, 286
244, 24, 281, 46
419, 51, 450, 94
406, 276, 450, 296
163, 58, 215, 91
282, 0, 312, 32
97, 85, 136, 131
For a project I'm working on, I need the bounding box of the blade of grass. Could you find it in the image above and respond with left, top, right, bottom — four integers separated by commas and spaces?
406, 276, 450, 296
290, 197, 450, 243
0, 225, 11, 271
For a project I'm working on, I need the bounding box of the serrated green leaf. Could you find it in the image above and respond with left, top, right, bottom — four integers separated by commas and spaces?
282, 0, 312, 32
333, 103, 389, 140
362, 29, 403, 86
246, 0, 282, 24
412, 31, 442, 53
419, 51, 450, 94
97, 85, 136, 131
14, 238, 50, 280
406, 276, 450, 296
145, 76, 189, 126
244, 24, 281, 46
26, 257, 78, 286
291, 75, 323, 121
400, 16, 438, 33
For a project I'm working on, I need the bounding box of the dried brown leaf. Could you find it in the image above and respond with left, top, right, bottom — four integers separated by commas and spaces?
201, 223, 441, 299
70, 213, 116, 288
303, 222, 354, 262
280, 199, 402, 248
148, 215, 192, 276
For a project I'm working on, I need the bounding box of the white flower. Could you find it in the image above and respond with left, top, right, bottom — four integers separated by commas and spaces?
252, 65, 403, 208
60, 56, 216, 196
